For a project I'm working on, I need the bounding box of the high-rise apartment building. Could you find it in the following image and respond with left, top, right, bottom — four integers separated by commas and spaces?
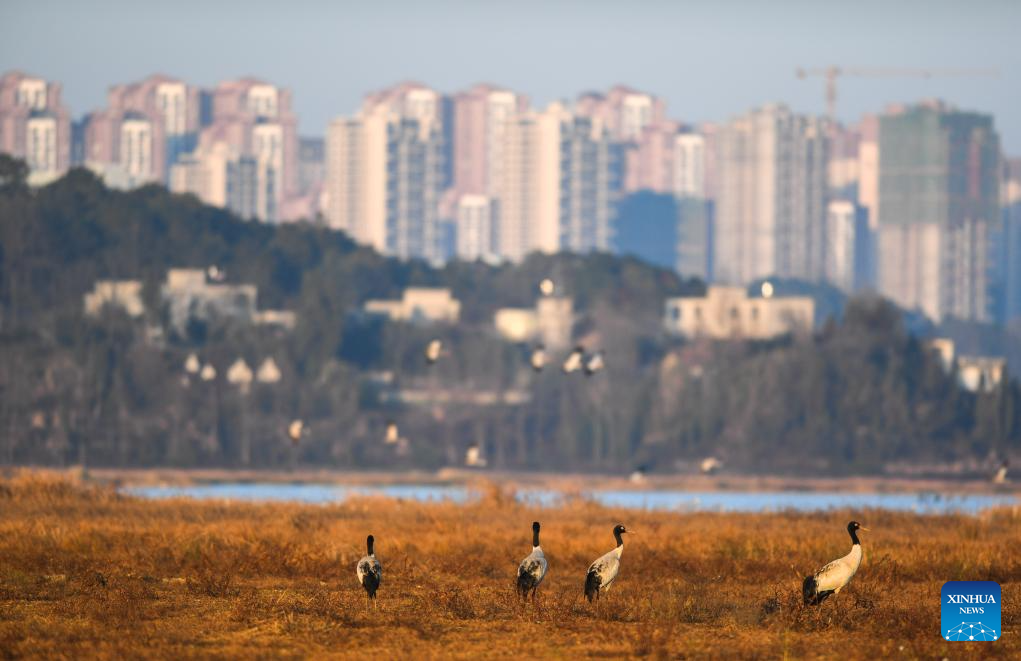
876, 102, 1000, 322
325, 83, 446, 261
673, 132, 706, 199
577, 86, 669, 197
169, 78, 298, 222
857, 115, 880, 231
622, 120, 681, 194
827, 123, 861, 197
576, 86, 666, 141
455, 194, 497, 261
82, 75, 203, 188
494, 103, 622, 262
825, 199, 872, 293
450, 84, 527, 196
676, 198, 713, 282
0, 71, 72, 185
997, 158, 1021, 323
713, 105, 828, 285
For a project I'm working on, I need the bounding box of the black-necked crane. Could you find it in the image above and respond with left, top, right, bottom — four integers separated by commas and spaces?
287, 419, 304, 447
803, 521, 868, 605
584, 524, 628, 602
993, 459, 1009, 484
384, 421, 400, 445
530, 345, 547, 372
562, 346, 584, 374
357, 534, 382, 603
584, 350, 605, 377
700, 456, 723, 475
425, 339, 443, 365
516, 521, 548, 600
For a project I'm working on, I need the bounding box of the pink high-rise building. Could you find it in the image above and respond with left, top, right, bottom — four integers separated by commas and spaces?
575, 85, 666, 142
0, 71, 71, 185
325, 82, 447, 261
208, 78, 299, 200
171, 78, 300, 222
624, 120, 681, 193
450, 83, 528, 196
82, 75, 203, 188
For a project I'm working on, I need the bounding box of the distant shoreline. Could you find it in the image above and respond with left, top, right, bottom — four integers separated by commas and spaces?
13, 466, 1017, 495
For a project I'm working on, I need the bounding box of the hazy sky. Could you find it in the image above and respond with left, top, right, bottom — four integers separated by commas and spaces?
3, 0, 1019, 152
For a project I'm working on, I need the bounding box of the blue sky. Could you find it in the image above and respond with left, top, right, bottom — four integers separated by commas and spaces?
2, 0, 1019, 152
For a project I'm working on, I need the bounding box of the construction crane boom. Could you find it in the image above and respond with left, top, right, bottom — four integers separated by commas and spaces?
795, 66, 998, 123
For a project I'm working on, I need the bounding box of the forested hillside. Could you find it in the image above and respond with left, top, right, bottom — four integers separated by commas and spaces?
1, 156, 1019, 474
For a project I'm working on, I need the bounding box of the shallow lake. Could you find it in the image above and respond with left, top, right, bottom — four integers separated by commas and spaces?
123, 482, 1018, 515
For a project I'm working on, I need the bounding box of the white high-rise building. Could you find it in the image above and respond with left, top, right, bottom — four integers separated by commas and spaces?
245, 84, 279, 118
155, 81, 188, 136
25, 115, 58, 175
455, 194, 496, 261
825, 200, 872, 293
16, 77, 47, 109
326, 85, 446, 261
119, 115, 156, 187
673, 133, 705, 199
713, 105, 828, 285
494, 103, 621, 262
620, 93, 654, 141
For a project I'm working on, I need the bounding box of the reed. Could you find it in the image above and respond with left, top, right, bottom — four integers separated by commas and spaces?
1, 471, 1018, 659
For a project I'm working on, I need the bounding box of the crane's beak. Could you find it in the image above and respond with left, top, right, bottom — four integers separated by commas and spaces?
860, 527, 870, 532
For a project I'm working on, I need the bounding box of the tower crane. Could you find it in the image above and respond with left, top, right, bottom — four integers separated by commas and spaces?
795, 66, 998, 124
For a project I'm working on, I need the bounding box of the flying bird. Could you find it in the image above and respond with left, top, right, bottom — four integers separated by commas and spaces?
584, 524, 628, 602
287, 419, 304, 447
357, 534, 382, 602
584, 350, 605, 376
530, 345, 547, 372
803, 521, 868, 605
516, 521, 548, 600
700, 457, 723, 475
425, 339, 443, 365
384, 421, 400, 445
562, 346, 585, 374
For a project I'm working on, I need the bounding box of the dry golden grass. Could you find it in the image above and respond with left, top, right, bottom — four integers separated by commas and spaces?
1, 472, 1019, 659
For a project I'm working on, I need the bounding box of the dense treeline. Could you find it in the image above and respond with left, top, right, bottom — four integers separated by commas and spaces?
1, 156, 1018, 474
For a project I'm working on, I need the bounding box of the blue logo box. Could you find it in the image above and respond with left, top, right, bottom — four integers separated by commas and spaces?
941, 581, 1001, 641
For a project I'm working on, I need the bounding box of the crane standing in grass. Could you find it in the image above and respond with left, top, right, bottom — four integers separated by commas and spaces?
357, 534, 382, 604
516, 521, 548, 600
803, 521, 868, 605
584, 524, 628, 602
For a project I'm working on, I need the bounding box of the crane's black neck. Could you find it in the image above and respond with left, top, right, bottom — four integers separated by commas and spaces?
366, 535, 375, 556
614, 529, 624, 547
532, 525, 540, 548
847, 527, 860, 546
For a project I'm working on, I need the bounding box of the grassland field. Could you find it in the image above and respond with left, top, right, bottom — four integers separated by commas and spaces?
1, 471, 1019, 659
